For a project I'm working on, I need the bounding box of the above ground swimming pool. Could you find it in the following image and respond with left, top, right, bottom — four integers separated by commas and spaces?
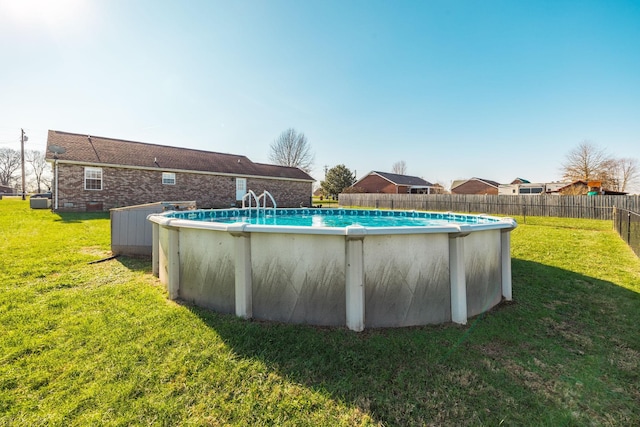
148, 207, 517, 331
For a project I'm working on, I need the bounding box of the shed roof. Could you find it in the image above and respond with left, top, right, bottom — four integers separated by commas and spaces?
46, 130, 314, 181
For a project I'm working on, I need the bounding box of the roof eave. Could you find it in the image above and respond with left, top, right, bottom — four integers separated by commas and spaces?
45, 159, 315, 182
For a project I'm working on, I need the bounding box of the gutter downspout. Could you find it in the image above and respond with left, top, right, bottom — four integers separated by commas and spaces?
54, 158, 59, 210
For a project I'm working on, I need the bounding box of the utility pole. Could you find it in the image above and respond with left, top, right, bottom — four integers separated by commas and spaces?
21, 129, 27, 200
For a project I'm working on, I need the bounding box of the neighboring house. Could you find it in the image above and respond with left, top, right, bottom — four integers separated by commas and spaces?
553, 180, 628, 196
350, 171, 440, 194
451, 178, 500, 195
545, 182, 573, 194
498, 181, 571, 195
45, 130, 315, 212
0, 184, 12, 194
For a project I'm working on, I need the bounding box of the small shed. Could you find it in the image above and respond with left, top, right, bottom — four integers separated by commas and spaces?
553, 180, 628, 196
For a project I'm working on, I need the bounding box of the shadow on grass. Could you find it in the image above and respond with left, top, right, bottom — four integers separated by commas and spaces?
54, 212, 110, 223
116, 255, 153, 274
183, 258, 640, 425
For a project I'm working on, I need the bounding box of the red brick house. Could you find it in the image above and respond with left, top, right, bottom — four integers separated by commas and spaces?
45, 130, 314, 212
351, 171, 439, 194
451, 177, 500, 195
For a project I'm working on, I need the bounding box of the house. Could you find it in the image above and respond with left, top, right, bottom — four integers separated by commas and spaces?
45, 130, 314, 212
350, 171, 440, 194
498, 181, 571, 195
0, 184, 12, 194
451, 178, 500, 195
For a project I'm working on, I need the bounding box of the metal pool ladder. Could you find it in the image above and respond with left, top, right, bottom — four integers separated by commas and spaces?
242, 190, 277, 215
257, 190, 277, 211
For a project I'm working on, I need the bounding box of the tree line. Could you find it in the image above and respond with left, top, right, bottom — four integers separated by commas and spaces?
0, 148, 50, 194
4, 129, 635, 197
269, 129, 639, 196
560, 141, 638, 192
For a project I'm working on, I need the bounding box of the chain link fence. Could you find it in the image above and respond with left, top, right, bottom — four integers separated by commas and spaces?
613, 208, 640, 257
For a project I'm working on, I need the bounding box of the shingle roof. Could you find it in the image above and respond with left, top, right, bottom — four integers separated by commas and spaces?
358, 171, 433, 187
473, 177, 501, 188
451, 177, 500, 189
46, 130, 314, 181
513, 177, 530, 184
450, 180, 466, 190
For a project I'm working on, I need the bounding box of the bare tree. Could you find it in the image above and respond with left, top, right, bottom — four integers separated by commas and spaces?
613, 157, 638, 193
561, 142, 639, 192
434, 181, 449, 194
598, 158, 620, 190
26, 150, 51, 193
391, 160, 407, 175
0, 148, 21, 187
560, 141, 618, 188
562, 141, 640, 191
268, 128, 314, 173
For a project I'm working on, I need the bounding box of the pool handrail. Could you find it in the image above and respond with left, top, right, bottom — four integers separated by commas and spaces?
241, 190, 260, 210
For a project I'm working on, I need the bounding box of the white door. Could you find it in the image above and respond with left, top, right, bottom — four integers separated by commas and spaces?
235, 178, 247, 201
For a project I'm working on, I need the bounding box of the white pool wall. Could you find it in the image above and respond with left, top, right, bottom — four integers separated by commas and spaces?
149, 209, 516, 331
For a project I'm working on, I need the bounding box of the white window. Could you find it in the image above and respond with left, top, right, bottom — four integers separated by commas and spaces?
84, 167, 102, 190
162, 172, 176, 185
236, 178, 247, 201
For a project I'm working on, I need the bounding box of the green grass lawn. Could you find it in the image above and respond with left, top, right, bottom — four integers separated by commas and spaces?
1, 198, 639, 426
312, 196, 339, 207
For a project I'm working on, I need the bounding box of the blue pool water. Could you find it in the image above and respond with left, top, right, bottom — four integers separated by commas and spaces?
166, 208, 499, 228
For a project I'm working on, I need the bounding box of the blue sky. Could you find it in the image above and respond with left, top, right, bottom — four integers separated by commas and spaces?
1, 0, 639, 191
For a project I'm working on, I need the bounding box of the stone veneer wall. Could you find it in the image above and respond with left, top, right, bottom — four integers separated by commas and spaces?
54, 164, 312, 212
